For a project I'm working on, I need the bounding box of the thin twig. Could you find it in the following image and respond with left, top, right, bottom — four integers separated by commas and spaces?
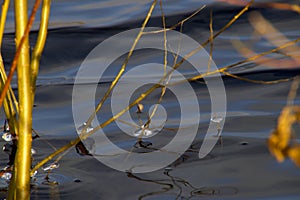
31, 0, 254, 174
187, 37, 300, 82
287, 76, 300, 105
208, 9, 214, 72
80, 0, 157, 136
143, 5, 206, 35
222, 71, 292, 84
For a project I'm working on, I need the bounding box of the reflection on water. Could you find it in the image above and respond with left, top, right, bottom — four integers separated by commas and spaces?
127, 170, 238, 200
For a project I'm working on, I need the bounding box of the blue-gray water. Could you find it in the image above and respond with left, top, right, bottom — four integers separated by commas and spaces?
1, 0, 300, 199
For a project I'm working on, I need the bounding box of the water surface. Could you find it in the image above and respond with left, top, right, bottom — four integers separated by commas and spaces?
1, 1, 300, 199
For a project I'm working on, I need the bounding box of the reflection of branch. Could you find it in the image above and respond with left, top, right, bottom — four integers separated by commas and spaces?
232, 39, 300, 69
247, 12, 300, 69
128, 170, 239, 199
250, 12, 300, 54
187, 37, 300, 83
191, 186, 239, 197
127, 172, 173, 200
218, 0, 300, 14
228, 10, 300, 83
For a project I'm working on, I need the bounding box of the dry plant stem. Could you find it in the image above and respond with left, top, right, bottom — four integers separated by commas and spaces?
160, 0, 167, 77
31, 0, 51, 99
268, 88, 300, 166
0, 0, 19, 132
0, 60, 19, 133
287, 76, 300, 105
145, 1, 255, 96
145, 0, 168, 128
0, 0, 19, 113
0, 57, 18, 133
208, 10, 214, 72
31, 0, 158, 174
31, 0, 254, 174
221, 71, 291, 84
31, 83, 161, 175
167, 0, 254, 80
81, 0, 157, 136
196, 0, 254, 48
0, 0, 42, 108
39, 1, 252, 167
187, 37, 300, 82
142, 5, 206, 35
159, 1, 255, 87
0, 0, 10, 47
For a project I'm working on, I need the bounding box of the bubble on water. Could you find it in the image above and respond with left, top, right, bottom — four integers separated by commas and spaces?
210, 115, 224, 123
136, 103, 144, 113
133, 125, 156, 137
1, 172, 12, 181
43, 162, 59, 172
1, 132, 12, 142
77, 122, 94, 133
2, 143, 13, 155
31, 148, 37, 155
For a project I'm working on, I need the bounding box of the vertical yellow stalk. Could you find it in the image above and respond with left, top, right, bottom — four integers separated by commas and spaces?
31, 0, 51, 98
0, 0, 10, 46
14, 0, 32, 199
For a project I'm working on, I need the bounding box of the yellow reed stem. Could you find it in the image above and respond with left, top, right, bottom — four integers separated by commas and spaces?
0, 0, 10, 47
13, 0, 32, 199
31, 0, 51, 98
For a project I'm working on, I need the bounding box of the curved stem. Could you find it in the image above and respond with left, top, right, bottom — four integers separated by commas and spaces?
31, 0, 51, 100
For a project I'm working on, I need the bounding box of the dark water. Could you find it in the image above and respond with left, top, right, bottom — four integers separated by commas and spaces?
1, 0, 300, 199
